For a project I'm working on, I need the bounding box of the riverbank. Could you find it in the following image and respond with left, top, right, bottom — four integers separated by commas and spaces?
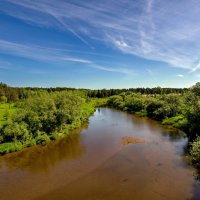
107, 93, 200, 170
0, 93, 107, 155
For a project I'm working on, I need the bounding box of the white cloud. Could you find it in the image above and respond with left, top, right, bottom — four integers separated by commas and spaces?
1, 0, 200, 71
177, 74, 184, 78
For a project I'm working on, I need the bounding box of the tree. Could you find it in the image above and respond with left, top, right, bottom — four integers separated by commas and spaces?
191, 82, 200, 96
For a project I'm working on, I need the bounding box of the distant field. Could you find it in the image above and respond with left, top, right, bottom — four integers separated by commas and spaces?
0, 103, 16, 127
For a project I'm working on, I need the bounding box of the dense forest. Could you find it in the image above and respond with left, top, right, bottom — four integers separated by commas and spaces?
0, 82, 200, 169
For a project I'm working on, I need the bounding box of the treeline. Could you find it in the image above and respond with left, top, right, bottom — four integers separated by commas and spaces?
107, 82, 200, 168
87, 87, 188, 98
0, 82, 188, 103
0, 83, 25, 102
0, 83, 87, 102
0, 91, 101, 154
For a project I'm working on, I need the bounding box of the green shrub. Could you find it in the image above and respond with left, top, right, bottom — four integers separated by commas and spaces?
189, 137, 200, 168
0, 134, 3, 143
125, 98, 144, 112
185, 104, 200, 138
3, 122, 31, 142
146, 100, 164, 119
24, 139, 36, 147
162, 115, 188, 129
35, 133, 50, 145
49, 132, 59, 140
0, 142, 23, 154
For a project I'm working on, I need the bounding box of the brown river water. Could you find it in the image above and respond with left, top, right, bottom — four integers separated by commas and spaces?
0, 108, 200, 200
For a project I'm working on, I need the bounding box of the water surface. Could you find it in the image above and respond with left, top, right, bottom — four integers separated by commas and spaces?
0, 108, 199, 200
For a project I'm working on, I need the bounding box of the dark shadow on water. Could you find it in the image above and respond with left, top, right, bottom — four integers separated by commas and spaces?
193, 174, 200, 200
195, 171, 200, 182
161, 128, 186, 141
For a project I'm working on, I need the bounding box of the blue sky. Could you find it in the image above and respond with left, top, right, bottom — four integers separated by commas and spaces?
0, 0, 200, 88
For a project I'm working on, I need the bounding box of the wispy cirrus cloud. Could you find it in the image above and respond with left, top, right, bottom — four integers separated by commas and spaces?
90, 64, 134, 75
0, 39, 92, 63
0, 60, 12, 70
1, 0, 200, 71
189, 61, 200, 73
146, 68, 154, 76
0, 40, 131, 74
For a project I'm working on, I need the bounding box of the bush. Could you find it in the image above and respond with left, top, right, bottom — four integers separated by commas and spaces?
146, 100, 164, 119
3, 122, 30, 142
125, 98, 144, 112
35, 133, 50, 145
185, 103, 200, 138
189, 137, 200, 168
0, 142, 23, 154
49, 131, 59, 140
162, 115, 188, 129
107, 96, 123, 109
24, 139, 36, 147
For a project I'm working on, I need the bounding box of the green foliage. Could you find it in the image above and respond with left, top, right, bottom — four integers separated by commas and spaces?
107, 93, 183, 120
0, 103, 16, 127
191, 82, 200, 96
189, 137, 200, 168
3, 122, 30, 142
146, 99, 164, 119
106, 91, 199, 138
185, 102, 200, 138
125, 96, 145, 113
162, 115, 188, 129
0, 91, 99, 154
107, 95, 124, 109
35, 133, 50, 145
0, 134, 3, 143
0, 96, 7, 103
0, 142, 23, 154
49, 132, 59, 140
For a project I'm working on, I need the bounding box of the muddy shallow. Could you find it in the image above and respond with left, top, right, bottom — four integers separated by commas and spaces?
0, 108, 200, 200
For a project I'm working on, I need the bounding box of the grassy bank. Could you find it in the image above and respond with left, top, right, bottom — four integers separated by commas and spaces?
0, 92, 107, 155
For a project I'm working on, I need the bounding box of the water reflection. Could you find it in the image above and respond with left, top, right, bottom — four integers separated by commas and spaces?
0, 132, 85, 173
195, 170, 200, 181
161, 128, 186, 141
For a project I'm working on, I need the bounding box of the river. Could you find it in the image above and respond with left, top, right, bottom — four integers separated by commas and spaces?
0, 108, 199, 200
